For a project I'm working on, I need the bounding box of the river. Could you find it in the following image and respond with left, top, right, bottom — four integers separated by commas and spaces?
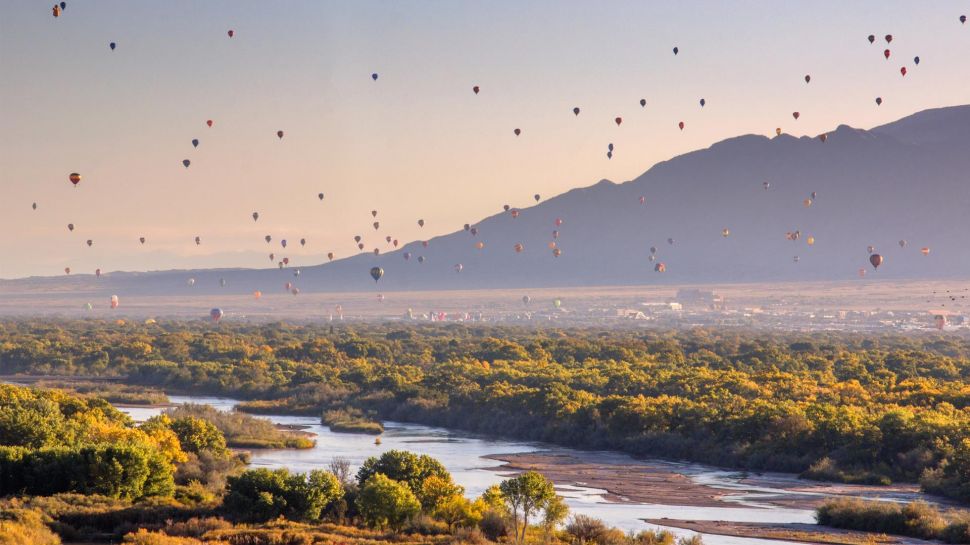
121, 395, 822, 545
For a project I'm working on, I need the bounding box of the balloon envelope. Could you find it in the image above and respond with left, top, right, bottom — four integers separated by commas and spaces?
370, 267, 384, 282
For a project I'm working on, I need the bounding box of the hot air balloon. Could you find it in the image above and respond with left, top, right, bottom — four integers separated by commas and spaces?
463, 224, 470, 231
210, 308, 224, 322
253, 290, 262, 299
371, 73, 378, 81
885, 34, 893, 43
510, 210, 520, 218
804, 75, 811, 83
371, 210, 378, 217
110, 295, 119, 309
514, 243, 524, 253
548, 242, 557, 250
220, 277, 227, 287
607, 151, 612, 159
573, 107, 580, 116
417, 219, 425, 227
818, 134, 827, 143
699, 98, 706, 107
672, 46, 679, 55
859, 268, 867, 278
422, 241, 429, 248
763, 182, 771, 191
276, 130, 284, 140
552, 230, 559, 239
639, 196, 646, 205
553, 248, 562, 257
370, 267, 383, 282
252, 212, 259, 222
53, 5, 60, 17
776, 128, 782, 136
300, 238, 306, 247
962, 15, 967, 24
870, 254, 883, 270
876, 97, 883, 106
385, 236, 392, 244
649, 246, 657, 255
807, 236, 815, 246
804, 198, 813, 207
475, 241, 485, 250
534, 194, 541, 202
327, 252, 334, 260
281, 239, 287, 248
655, 263, 666, 273
95, 268, 102, 278
32, 203, 37, 210
264, 235, 272, 243
884, 49, 891, 60
67, 223, 74, 232
187, 278, 196, 286
69, 172, 81, 186
86, 239, 93, 247
914, 56, 920, 65
195, 236, 201, 245
373, 221, 380, 230
227, 29, 234, 38
183, 159, 191, 168
722, 228, 730, 238
811, 191, 817, 199
867, 245, 876, 254
417, 256, 425, 263
318, 193, 324, 200
553, 298, 562, 309
139, 237, 146, 244
640, 99, 646, 107
514, 128, 521, 136
282, 257, 289, 265
454, 263, 463, 273
64, 267, 71, 275
900, 67, 907, 77
109, 42, 116, 50
522, 295, 531, 306
354, 235, 362, 243
678, 121, 685, 130
192, 139, 199, 148
503, 204, 511, 211
667, 238, 674, 245
473, 85, 480, 94
898, 240, 907, 248
608, 143, 614, 151
403, 252, 411, 261
614, 117, 622, 126
206, 119, 213, 127
921, 247, 931, 256
554, 218, 564, 227
792, 112, 800, 120
269, 253, 275, 261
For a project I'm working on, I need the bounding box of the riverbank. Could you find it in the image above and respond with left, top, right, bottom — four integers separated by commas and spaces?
645, 520, 936, 545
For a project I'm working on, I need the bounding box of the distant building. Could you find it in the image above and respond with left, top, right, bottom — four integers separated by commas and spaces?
674, 288, 725, 310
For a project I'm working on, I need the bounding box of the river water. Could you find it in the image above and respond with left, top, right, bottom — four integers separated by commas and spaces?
122, 395, 816, 545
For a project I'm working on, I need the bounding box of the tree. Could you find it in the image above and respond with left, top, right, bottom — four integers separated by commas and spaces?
356, 473, 421, 530
499, 471, 556, 544
434, 495, 484, 529
356, 449, 451, 494
542, 494, 569, 543
419, 474, 464, 511
224, 468, 343, 522
168, 416, 227, 455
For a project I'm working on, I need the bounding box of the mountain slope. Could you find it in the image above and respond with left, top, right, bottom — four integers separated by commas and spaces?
6, 105, 970, 296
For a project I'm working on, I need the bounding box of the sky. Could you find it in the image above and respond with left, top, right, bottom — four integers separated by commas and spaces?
1, 1, 968, 279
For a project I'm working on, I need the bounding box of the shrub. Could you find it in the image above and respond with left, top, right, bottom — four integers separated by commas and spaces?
356, 473, 421, 530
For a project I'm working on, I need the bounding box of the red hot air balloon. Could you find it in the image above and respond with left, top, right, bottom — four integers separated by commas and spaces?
276, 130, 284, 140
206, 119, 213, 127
678, 121, 685, 130
227, 30, 234, 38
422, 241, 429, 248
554, 218, 563, 227
510, 210, 520, 218
884, 49, 891, 60
69, 173, 81, 186
885, 34, 893, 43
473, 86, 480, 94
513, 243, 524, 253
614, 117, 622, 126
655, 263, 666, 273
900, 66, 907, 76
792, 112, 800, 120
870, 254, 883, 270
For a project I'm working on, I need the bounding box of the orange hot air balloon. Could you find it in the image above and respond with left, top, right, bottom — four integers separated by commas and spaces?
921, 247, 930, 256
678, 121, 685, 130
253, 290, 262, 299
69, 173, 81, 186
869, 254, 883, 270
548, 241, 557, 249
615, 117, 622, 126
514, 243, 524, 253
807, 236, 815, 246
53, 5, 60, 17
792, 112, 800, 120
475, 241, 485, 250
552, 248, 562, 257
327, 252, 334, 260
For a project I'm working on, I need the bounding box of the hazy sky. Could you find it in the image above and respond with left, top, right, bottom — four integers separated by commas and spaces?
2, 1, 968, 279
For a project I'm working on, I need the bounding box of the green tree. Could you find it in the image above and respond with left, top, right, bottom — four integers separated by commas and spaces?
224, 468, 343, 522
356, 473, 421, 530
168, 416, 228, 455
499, 471, 556, 544
356, 449, 451, 494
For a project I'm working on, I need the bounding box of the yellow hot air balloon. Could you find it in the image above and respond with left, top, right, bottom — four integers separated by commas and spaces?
807, 236, 815, 246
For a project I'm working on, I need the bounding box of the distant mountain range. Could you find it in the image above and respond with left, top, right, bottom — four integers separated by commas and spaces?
6, 105, 970, 296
